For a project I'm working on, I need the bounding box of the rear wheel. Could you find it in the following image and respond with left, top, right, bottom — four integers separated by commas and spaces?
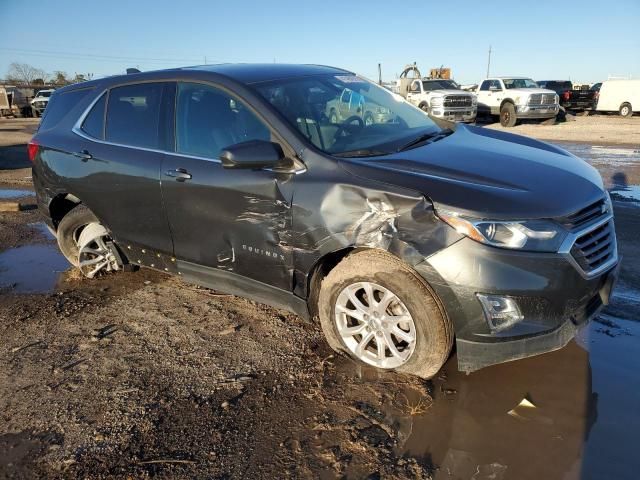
619, 103, 633, 117
500, 102, 517, 127
318, 250, 453, 379
57, 205, 124, 277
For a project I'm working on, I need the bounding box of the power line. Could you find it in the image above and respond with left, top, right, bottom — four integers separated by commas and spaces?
0, 47, 222, 65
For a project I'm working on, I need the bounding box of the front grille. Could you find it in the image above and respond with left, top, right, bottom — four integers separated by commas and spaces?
443, 95, 472, 108
559, 198, 607, 230
528, 93, 556, 105
570, 220, 615, 273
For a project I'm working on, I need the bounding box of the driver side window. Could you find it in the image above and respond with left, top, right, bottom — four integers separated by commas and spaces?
410, 81, 421, 93
175, 83, 271, 160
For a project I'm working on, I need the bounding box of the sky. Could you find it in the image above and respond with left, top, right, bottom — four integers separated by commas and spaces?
1, 0, 639, 85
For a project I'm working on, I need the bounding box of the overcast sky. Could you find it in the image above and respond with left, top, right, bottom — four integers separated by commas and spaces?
1, 0, 639, 85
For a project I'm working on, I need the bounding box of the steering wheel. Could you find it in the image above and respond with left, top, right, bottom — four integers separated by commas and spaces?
335, 115, 364, 137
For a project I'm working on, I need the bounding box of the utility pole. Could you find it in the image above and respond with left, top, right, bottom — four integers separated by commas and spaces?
378, 63, 382, 85
486, 45, 492, 78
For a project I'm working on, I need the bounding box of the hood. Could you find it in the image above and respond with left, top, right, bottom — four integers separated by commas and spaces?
339, 124, 605, 220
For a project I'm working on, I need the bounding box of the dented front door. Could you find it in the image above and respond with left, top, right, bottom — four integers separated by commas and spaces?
161, 154, 294, 290
160, 81, 294, 290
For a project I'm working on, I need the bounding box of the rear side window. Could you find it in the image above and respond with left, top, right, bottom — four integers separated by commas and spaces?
39, 88, 92, 131
105, 83, 164, 149
81, 93, 106, 139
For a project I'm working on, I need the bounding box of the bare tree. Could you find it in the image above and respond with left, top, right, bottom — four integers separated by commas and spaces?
6, 62, 48, 85
52, 71, 70, 86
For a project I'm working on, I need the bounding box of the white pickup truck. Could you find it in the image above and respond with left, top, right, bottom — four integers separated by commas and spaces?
476, 77, 559, 127
30, 89, 55, 117
405, 79, 477, 123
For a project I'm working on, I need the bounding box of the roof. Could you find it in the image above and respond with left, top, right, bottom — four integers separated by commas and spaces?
492, 76, 532, 80
183, 63, 352, 84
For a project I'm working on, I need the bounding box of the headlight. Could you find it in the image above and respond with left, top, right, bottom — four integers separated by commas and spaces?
555, 94, 559, 104
471, 96, 477, 105
430, 97, 443, 106
437, 210, 567, 252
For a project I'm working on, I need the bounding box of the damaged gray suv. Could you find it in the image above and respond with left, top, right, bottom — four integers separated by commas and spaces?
30, 64, 619, 378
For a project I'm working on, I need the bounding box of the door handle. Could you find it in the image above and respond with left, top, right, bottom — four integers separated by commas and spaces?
73, 150, 92, 162
165, 168, 192, 182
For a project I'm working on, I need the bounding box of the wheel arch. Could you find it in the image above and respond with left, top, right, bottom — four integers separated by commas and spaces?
500, 98, 515, 109
49, 193, 82, 228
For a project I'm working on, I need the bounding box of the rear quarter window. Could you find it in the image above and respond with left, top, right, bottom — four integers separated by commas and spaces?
81, 93, 106, 140
39, 88, 93, 131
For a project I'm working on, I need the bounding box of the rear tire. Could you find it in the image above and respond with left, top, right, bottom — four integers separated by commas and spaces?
56, 205, 125, 277
500, 102, 517, 127
619, 103, 633, 117
318, 250, 453, 379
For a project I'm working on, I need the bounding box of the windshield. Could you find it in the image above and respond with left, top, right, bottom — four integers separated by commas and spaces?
503, 78, 539, 89
422, 80, 459, 91
36, 90, 53, 98
255, 74, 441, 156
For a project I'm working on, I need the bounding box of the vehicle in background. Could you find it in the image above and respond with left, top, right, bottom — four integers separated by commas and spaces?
0, 87, 11, 117
326, 88, 393, 126
594, 80, 639, 117
537, 80, 597, 111
30, 88, 55, 117
476, 77, 559, 127
404, 78, 477, 123
0, 86, 35, 117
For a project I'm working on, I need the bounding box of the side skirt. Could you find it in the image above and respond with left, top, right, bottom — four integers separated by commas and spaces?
176, 259, 311, 320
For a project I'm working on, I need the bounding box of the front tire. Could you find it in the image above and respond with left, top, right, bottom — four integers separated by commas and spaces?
619, 103, 633, 117
318, 250, 453, 379
500, 102, 517, 127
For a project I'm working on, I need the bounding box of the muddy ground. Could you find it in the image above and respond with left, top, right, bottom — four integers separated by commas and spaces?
1, 118, 640, 479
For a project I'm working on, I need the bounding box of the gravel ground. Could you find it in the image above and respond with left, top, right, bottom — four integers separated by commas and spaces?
484, 114, 640, 146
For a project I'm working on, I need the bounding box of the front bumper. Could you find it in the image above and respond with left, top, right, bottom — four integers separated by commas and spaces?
414, 234, 618, 373
430, 106, 477, 123
516, 104, 559, 119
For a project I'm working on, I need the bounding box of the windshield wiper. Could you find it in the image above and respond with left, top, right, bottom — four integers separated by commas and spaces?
396, 129, 453, 152
334, 149, 389, 158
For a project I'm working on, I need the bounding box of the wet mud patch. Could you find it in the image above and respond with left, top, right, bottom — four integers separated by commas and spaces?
0, 244, 70, 293
0, 188, 34, 200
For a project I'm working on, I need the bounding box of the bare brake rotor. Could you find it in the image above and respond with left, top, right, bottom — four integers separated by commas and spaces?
76, 222, 122, 278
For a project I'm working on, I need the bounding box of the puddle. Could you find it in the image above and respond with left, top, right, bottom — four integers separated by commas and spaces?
610, 185, 640, 206
0, 244, 69, 293
27, 222, 55, 240
0, 188, 34, 199
558, 143, 640, 192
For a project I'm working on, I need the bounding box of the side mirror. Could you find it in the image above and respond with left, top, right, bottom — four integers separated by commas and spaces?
220, 140, 284, 169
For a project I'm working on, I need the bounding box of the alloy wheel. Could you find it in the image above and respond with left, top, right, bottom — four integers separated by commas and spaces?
334, 282, 416, 369
76, 222, 122, 278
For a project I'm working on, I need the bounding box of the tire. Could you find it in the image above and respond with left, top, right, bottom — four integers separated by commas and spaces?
329, 110, 338, 124
318, 250, 453, 379
57, 205, 99, 266
619, 103, 633, 117
419, 103, 429, 112
500, 102, 517, 127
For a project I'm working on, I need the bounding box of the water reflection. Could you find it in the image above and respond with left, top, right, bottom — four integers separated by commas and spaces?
400, 341, 594, 479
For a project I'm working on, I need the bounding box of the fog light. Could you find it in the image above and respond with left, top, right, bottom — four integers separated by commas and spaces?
476, 294, 524, 332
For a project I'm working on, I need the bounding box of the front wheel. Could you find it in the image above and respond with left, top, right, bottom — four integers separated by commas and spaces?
318, 250, 453, 379
619, 103, 633, 117
500, 103, 517, 127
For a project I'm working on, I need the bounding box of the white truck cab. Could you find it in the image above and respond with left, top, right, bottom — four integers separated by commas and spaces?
476, 77, 559, 127
30, 88, 55, 117
405, 79, 477, 123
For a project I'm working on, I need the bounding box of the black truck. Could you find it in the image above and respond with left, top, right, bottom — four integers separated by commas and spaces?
29, 64, 618, 378
537, 80, 597, 111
